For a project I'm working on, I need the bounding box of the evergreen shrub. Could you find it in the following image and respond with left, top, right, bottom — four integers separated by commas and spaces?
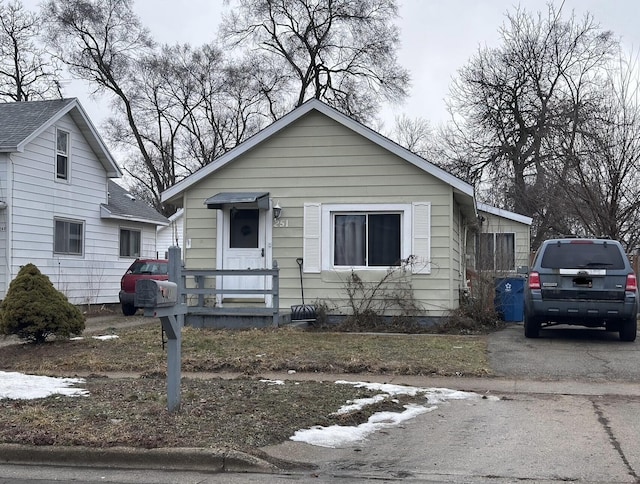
0, 263, 85, 344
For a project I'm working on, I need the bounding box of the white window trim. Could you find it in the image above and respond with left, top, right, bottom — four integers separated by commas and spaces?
55, 128, 70, 182
321, 203, 412, 271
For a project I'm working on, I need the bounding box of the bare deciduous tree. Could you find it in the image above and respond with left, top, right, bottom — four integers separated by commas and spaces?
560, 54, 640, 250
0, 0, 61, 101
390, 114, 433, 158
42, 0, 167, 201
44, 0, 284, 213
442, 4, 620, 248
221, 0, 410, 123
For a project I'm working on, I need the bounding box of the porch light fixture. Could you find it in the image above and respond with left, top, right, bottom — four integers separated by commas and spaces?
273, 202, 282, 220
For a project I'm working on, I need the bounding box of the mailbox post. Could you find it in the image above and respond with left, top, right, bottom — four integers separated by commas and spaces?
135, 246, 186, 412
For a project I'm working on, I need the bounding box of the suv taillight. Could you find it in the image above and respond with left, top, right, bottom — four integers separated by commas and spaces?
528, 271, 541, 290
626, 273, 637, 292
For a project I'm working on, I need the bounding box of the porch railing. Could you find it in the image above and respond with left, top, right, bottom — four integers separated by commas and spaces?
179, 262, 280, 326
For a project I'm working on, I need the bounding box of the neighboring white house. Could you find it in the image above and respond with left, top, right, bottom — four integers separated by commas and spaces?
476, 202, 533, 273
156, 208, 183, 258
0, 98, 168, 305
161, 99, 532, 322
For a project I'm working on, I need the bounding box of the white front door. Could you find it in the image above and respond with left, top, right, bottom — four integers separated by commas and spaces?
220, 208, 267, 301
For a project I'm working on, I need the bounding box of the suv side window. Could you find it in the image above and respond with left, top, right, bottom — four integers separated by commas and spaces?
540, 243, 625, 269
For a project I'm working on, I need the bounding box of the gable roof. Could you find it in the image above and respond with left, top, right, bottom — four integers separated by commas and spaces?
0, 98, 122, 177
161, 99, 475, 211
101, 180, 169, 226
477, 202, 533, 225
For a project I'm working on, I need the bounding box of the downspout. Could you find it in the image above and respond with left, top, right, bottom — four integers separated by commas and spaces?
4, 153, 14, 297
449, 193, 455, 313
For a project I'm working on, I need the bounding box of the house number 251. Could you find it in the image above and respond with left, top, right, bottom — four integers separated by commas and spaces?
273, 219, 288, 228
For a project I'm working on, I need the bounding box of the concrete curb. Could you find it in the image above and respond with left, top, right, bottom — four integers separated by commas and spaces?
0, 444, 282, 473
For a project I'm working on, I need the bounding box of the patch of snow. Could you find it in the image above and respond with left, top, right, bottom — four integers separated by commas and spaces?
260, 379, 285, 385
333, 394, 388, 415
291, 403, 434, 448
292, 380, 497, 448
70, 335, 119, 341
92, 335, 119, 341
0, 371, 89, 400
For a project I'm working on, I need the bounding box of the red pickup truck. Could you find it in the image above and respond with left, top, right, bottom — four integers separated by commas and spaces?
118, 259, 168, 315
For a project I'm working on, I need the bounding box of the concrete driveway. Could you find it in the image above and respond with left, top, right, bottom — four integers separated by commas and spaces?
489, 323, 640, 381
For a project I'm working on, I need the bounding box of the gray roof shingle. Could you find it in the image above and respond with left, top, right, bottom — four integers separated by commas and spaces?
0, 98, 121, 177
0, 98, 76, 150
103, 180, 169, 225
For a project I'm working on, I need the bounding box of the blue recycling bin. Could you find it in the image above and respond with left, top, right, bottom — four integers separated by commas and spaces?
495, 277, 525, 322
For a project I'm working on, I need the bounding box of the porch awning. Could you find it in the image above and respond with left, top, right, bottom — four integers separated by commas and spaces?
204, 192, 270, 210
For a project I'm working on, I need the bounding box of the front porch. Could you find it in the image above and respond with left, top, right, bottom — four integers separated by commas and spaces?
180, 263, 283, 329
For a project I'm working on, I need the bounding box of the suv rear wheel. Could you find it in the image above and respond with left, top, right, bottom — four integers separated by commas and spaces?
619, 317, 638, 342
524, 312, 541, 338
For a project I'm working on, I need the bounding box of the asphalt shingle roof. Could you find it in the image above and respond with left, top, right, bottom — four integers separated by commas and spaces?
104, 180, 169, 225
0, 98, 76, 150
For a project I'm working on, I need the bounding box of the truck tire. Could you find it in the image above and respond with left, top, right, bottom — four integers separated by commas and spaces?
619, 317, 637, 342
524, 312, 540, 338
121, 303, 137, 316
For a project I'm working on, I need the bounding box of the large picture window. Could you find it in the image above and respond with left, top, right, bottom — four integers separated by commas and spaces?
334, 213, 401, 267
120, 228, 141, 257
56, 129, 69, 180
477, 232, 515, 271
54, 219, 83, 255
307, 203, 430, 274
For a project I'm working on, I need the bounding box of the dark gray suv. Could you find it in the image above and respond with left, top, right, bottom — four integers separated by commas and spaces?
524, 238, 638, 341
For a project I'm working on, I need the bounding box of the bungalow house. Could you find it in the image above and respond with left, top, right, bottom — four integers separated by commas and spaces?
161, 99, 531, 323
0, 98, 168, 306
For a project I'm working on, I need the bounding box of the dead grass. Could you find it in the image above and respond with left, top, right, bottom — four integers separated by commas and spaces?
1, 323, 489, 376
0, 318, 491, 454
0, 378, 412, 451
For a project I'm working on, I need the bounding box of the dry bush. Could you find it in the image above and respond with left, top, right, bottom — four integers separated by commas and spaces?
437, 273, 505, 334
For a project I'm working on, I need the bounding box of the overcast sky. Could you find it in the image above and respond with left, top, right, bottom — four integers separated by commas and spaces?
26, 0, 640, 131
131, 1, 640, 126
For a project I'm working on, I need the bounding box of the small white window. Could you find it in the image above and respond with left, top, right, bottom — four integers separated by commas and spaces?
54, 218, 83, 255
56, 129, 69, 180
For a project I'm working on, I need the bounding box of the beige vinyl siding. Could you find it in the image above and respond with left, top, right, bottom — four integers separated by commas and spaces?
478, 209, 531, 271
182, 110, 461, 317
450, 203, 463, 308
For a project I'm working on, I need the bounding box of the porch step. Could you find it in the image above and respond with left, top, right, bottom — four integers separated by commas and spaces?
185, 306, 282, 329
187, 306, 274, 317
